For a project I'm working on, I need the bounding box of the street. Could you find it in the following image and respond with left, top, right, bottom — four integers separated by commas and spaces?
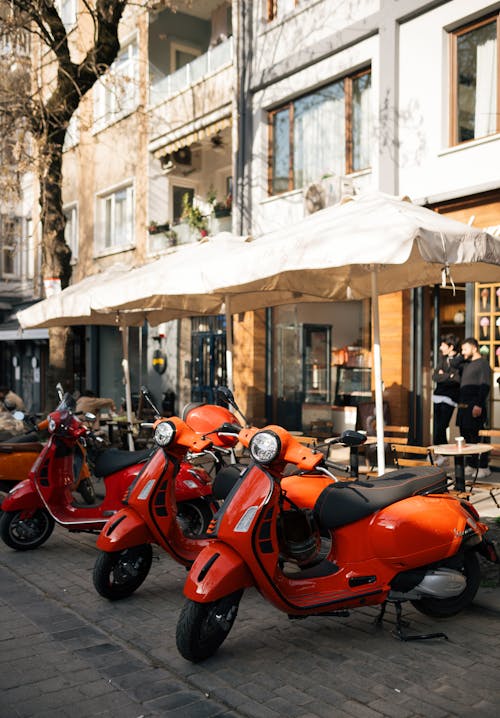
1, 515, 499, 718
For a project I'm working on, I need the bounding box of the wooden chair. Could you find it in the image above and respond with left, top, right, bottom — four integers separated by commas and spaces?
471, 429, 500, 508
390, 443, 434, 468
384, 425, 409, 445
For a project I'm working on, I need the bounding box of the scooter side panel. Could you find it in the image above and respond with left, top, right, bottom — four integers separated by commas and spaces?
350, 494, 468, 568
183, 543, 254, 602
1, 479, 43, 511
96, 508, 156, 551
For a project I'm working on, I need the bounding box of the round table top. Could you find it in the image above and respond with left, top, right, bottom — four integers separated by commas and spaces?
432, 443, 493, 456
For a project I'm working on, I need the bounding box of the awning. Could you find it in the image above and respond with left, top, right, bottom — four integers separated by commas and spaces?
150, 110, 231, 158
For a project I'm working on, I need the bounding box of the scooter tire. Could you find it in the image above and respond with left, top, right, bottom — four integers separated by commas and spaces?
177, 498, 216, 537
176, 590, 243, 663
411, 551, 481, 618
76, 478, 96, 505
0, 509, 54, 550
93, 544, 153, 601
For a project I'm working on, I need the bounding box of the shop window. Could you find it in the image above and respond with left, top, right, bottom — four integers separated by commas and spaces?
96, 182, 135, 254
268, 68, 371, 194
450, 14, 499, 145
303, 325, 331, 404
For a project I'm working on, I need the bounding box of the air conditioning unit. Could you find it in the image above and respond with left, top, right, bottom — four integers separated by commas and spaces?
303, 176, 354, 214
159, 147, 202, 175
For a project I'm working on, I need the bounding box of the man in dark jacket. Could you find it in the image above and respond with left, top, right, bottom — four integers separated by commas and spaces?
457, 337, 491, 478
432, 334, 463, 446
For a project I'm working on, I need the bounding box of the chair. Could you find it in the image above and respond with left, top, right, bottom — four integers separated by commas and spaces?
390, 443, 434, 468
471, 429, 500, 508
383, 425, 409, 445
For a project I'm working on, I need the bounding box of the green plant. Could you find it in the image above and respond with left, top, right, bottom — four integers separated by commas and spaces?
181, 193, 208, 235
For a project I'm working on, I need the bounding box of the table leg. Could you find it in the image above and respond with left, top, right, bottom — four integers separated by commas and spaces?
350, 447, 359, 478
454, 456, 466, 492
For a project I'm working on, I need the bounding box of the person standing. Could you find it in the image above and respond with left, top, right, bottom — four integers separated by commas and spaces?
457, 337, 491, 478
432, 334, 463, 447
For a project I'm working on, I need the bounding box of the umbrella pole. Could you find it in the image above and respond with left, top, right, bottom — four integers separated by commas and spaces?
225, 296, 234, 391
121, 326, 135, 451
371, 269, 385, 475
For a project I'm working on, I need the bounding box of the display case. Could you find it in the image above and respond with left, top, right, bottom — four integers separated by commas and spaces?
475, 282, 500, 427
333, 365, 372, 406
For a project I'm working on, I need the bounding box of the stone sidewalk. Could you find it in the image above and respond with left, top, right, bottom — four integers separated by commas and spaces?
0, 523, 499, 718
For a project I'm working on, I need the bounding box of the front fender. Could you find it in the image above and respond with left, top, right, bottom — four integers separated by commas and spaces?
1, 479, 41, 511
183, 542, 254, 603
96, 508, 155, 552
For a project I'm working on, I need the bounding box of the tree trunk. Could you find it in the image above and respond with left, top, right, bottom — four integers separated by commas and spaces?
38, 133, 74, 410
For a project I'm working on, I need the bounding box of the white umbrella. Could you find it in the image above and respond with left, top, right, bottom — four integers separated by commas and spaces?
213, 191, 500, 473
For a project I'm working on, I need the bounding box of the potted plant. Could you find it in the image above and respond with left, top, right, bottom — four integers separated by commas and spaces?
207, 189, 232, 218
181, 193, 208, 237
147, 221, 171, 235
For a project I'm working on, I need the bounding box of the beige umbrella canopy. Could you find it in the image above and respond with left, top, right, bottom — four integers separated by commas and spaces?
214, 191, 500, 472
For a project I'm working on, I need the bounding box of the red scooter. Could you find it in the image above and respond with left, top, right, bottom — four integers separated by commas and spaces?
176, 424, 499, 662
0, 391, 215, 551
93, 406, 243, 601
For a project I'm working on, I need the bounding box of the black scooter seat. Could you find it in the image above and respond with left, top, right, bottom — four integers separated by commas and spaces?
314, 467, 447, 530
93, 448, 153, 478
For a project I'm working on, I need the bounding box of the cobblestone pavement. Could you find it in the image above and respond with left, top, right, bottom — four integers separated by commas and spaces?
0, 521, 499, 718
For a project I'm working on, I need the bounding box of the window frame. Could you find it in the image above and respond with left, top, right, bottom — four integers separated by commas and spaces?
0, 214, 22, 279
449, 12, 500, 146
268, 67, 371, 195
95, 181, 135, 256
93, 35, 139, 132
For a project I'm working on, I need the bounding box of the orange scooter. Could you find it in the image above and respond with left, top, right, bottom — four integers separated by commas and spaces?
176, 425, 499, 662
93, 407, 243, 601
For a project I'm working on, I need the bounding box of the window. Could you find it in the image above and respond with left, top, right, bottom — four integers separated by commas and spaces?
170, 41, 201, 72
0, 215, 21, 278
64, 203, 78, 261
96, 183, 135, 254
173, 186, 194, 224
56, 0, 77, 30
94, 39, 138, 130
451, 14, 500, 144
269, 69, 371, 194
63, 112, 79, 151
268, 0, 297, 22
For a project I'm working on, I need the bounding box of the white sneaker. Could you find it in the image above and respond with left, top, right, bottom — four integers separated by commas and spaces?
476, 468, 491, 479
464, 465, 476, 476
434, 455, 449, 467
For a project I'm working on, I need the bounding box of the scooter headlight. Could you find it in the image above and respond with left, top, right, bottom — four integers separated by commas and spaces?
154, 420, 175, 447
249, 431, 281, 464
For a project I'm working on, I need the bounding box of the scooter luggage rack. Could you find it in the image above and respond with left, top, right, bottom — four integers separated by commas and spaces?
376, 600, 448, 642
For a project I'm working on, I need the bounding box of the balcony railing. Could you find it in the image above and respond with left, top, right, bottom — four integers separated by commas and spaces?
150, 36, 233, 106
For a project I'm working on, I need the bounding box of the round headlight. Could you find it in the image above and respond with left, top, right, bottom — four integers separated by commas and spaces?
48, 417, 56, 433
249, 431, 281, 464
154, 421, 175, 447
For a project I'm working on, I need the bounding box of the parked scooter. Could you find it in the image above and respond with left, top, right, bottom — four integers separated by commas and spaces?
0, 390, 215, 551
93, 406, 243, 601
0, 408, 96, 505
176, 424, 499, 662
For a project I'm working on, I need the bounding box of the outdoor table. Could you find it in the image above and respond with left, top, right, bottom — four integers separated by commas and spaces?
431, 443, 493, 492
349, 435, 377, 477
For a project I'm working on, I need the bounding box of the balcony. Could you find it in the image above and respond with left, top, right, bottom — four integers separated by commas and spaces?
150, 37, 233, 106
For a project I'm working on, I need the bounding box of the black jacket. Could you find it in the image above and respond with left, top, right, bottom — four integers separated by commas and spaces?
432, 353, 464, 403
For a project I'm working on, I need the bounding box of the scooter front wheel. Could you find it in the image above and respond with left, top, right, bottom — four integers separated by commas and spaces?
0, 509, 54, 550
177, 498, 216, 537
411, 551, 481, 617
93, 544, 153, 600
176, 590, 243, 663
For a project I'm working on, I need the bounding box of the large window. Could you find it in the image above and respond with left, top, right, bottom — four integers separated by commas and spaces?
269, 69, 371, 194
96, 183, 135, 254
94, 39, 138, 130
0, 215, 21, 278
451, 14, 499, 144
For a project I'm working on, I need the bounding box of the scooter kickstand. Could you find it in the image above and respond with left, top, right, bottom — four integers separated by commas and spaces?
392, 602, 448, 642
375, 601, 387, 627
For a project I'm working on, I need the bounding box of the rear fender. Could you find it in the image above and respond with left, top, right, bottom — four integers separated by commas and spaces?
1, 479, 42, 511
183, 542, 254, 603
95, 508, 155, 551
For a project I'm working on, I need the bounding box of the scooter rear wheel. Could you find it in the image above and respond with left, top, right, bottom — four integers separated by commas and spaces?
411, 551, 481, 617
176, 590, 243, 662
0, 509, 54, 550
93, 544, 153, 600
